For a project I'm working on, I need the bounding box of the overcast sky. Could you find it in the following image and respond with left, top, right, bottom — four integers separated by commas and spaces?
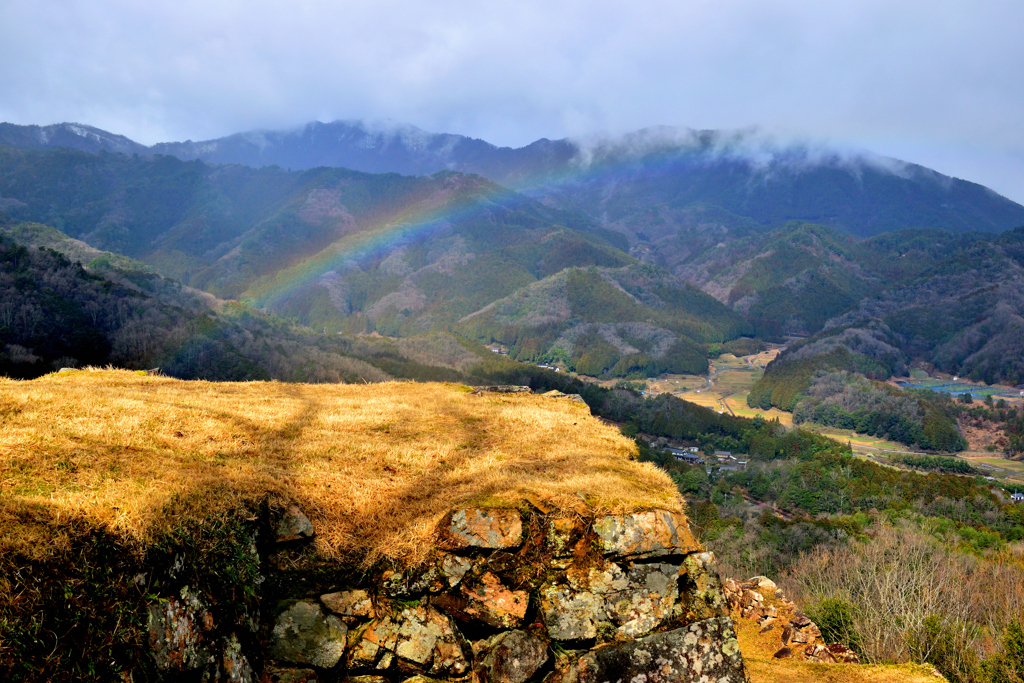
2, 0, 1022, 202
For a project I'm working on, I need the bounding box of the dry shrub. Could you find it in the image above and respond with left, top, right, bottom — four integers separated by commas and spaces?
782, 522, 1024, 682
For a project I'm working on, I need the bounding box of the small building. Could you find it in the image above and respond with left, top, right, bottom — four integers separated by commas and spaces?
714, 450, 732, 460
1012, 492, 1024, 503
667, 447, 704, 465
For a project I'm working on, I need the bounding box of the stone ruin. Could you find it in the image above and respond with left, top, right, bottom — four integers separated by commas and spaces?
723, 576, 860, 665
147, 504, 749, 683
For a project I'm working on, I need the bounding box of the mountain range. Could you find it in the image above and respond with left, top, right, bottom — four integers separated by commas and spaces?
3, 120, 1023, 241
2, 118, 1024, 392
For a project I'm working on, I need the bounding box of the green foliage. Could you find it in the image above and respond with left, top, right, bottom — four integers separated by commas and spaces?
808, 597, 864, 655
892, 454, 978, 475
984, 620, 1024, 683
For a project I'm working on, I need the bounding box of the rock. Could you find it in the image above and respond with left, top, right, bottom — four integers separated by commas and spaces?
593, 511, 700, 559
262, 667, 318, 683
435, 572, 529, 628
539, 584, 607, 640
222, 632, 254, 683
804, 643, 835, 663
759, 617, 777, 632
148, 592, 216, 671
475, 630, 549, 683
547, 518, 578, 557
269, 601, 348, 669
790, 611, 811, 628
548, 617, 745, 683
773, 647, 793, 659
345, 678, 389, 683
604, 563, 680, 638
566, 563, 629, 594
276, 504, 315, 543
826, 643, 861, 664
347, 606, 468, 676
438, 509, 523, 550
381, 566, 444, 597
474, 385, 532, 393
750, 576, 777, 591
679, 552, 729, 621
780, 624, 794, 646
322, 590, 375, 618
440, 553, 473, 587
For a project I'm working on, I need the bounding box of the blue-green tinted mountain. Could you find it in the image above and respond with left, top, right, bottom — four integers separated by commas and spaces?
3, 121, 1022, 238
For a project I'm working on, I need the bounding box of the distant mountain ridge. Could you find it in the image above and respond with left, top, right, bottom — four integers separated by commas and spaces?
2, 120, 1023, 239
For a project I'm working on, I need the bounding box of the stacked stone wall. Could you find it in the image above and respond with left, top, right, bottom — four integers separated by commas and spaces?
147, 505, 748, 683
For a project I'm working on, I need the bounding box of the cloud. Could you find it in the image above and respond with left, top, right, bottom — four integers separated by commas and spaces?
0, 0, 1022, 202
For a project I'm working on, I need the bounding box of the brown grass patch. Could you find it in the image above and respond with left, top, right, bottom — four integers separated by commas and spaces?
0, 369, 679, 566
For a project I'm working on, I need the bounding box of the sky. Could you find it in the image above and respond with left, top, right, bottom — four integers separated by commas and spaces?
1, 0, 1022, 202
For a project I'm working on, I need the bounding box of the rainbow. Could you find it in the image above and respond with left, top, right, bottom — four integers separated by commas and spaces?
244, 183, 509, 309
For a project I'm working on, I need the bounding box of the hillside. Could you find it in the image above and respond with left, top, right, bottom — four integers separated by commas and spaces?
0, 147, 750, 372
461, 264, 751, 377
3, 121, 1022, 239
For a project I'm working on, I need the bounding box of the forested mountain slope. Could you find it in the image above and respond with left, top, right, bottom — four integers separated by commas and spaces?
0, 146, 749, 375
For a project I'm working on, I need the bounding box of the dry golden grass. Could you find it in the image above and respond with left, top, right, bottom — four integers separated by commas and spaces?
0, 369, 680, 566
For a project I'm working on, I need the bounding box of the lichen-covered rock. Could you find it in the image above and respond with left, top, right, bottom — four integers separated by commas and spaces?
382, 565, 445, 597
269, 600, 348, 668
440, 553, 474, 587
276, 504, 315, 543
592, 511, 699, 559
322, 589, 375, 618
147, 590, 216, 671
539, 584, 607, 641
605, 563, 680, 638
548, 617, 746, 683
546, 518, 579, 557
438, 509, 523, 550
347, 606, 468, 676
680, 552, 729, 621
222, 632, 255, 683
262, 667, 319, 683
475, 630, 549, 683
436, 572, 529, 628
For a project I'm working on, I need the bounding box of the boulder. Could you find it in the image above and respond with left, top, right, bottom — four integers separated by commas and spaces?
148, 591, 216, 671
438, 509, 523, 550
773, 647, 793, 659
548, 617, 745, 683
539, 584, 607, 641
592, 511, 699, 559
434, 572, 529, 628
276, 505, 315, 543
269, 601, 348, 669
321, 589, 375, 618
475, 630, 549, 683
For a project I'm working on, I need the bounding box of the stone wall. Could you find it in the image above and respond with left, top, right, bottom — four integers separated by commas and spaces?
147, 504, 748, 683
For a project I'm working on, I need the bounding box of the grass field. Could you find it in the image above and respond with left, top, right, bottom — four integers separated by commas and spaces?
0, 369, 680, 566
